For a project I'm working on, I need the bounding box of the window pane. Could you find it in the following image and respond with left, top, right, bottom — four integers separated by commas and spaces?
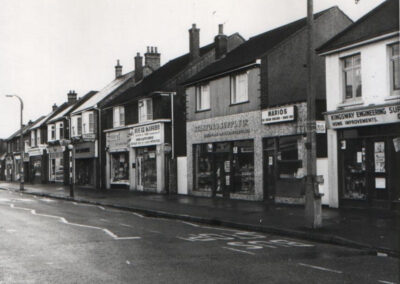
202, 84, 210, 109
146, 99, 153, 120
344, 57, 353, 68
393, 57, 400, 90
354, 68, 362, 97
120, 107, 125, 125
392, 43, 399, 56
344, 70, 353, 99
231, 76, 237, 103
237, 73, 248, 102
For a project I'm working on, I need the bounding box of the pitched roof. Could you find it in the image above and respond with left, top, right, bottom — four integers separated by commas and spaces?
72, 72, 134, 115
317, 0, 399, 54
184, 7, 334, 86
29, 102, 69, 131
47, 90, 97, 123
105, 41, 217, 108
6, 115, 45, 140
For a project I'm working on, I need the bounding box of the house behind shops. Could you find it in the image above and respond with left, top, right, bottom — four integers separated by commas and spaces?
317, 0, 400, 209
183, 6, 352, 203
101, 24, 245, 193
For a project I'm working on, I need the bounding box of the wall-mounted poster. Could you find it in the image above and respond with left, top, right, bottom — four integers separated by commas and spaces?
374, 142, 385, 173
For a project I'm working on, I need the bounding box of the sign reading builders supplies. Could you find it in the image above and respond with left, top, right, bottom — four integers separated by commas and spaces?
130, 123, 164, 147
326, 104, 400, 129
262, 106, 295, 124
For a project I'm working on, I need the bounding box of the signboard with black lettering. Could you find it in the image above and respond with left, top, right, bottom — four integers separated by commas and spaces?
261, 106, 295, 124
106, 129, 129, 152
130, 123, 164, 147
326, 104, 400, 129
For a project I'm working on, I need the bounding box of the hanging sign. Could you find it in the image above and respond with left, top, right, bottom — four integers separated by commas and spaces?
325, 104, 400, 129
316, 120, 326, 134
262, 106, 295, 124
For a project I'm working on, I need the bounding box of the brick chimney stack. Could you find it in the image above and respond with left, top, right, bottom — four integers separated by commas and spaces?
52, 104, 58, 111
144, 46, 160, 71
115, 59, 123, 78
67, 90, 77, 104
135, 52, 143, 82
189, 23, 200, 61
214, 24, 228, 60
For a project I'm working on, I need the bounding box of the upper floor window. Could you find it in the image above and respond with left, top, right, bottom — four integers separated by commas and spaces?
77, 116, 82, 135
36, 129, 41, 145
231, 72, 248, 104
88, 113, 94, 133
196, 83, 210, 111
390, 43, 399, 95
113, 106, 125, 128
59, 122, 64, 140
31, 131, 36, 147
51, 125, 55, 140
71, 116, 82, 137
342, 54, 361, 101
138, 99, 153, 122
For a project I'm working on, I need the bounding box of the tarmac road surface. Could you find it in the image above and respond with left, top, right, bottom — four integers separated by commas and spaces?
0, 190, 398, 284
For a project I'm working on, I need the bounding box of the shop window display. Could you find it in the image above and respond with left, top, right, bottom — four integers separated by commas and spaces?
111, 152, 129, 182
194, 144, 213, 192
137, 147, 157, 190
341, 139, 367, 200
232, 141, 254, 194
277, 136, 303, 179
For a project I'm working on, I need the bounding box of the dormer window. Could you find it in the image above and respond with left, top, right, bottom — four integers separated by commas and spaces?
138, 98, 153, 122
113, 106, 125, 128
342, 54, 362, 101
196, 83, 210, 111
231, 72, 248, 104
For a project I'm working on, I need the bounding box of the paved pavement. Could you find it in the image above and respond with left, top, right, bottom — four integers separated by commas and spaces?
0, 181, 399, 257
1, 189, 398, 283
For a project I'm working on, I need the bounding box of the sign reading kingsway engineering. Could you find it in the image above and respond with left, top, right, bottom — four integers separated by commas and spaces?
130, 123, 164, 147
262, 106, 295, 124
326, 104, 400, 129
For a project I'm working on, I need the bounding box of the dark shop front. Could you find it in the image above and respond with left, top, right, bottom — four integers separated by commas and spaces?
326, 103, 400, 209
73, 142, 97, 188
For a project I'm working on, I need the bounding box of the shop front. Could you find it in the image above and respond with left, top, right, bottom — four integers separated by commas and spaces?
326, 103, 400, 209
48, 146, 66, 184
105, 129, 130, 188
73, 141, 97, 187
187, 111, 261, 201
5, 155, 13, 182
129, 122, 170, 193
187, 103, 327, 203
27, 147, 47, 184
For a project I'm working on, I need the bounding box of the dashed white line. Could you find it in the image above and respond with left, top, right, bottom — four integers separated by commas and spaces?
378, 280, 396, 284
180, 221, 200, 227
120, 223, 133, 228
298, 263, 343, 274
222, 246, 255, 255
8, 203, 140, 241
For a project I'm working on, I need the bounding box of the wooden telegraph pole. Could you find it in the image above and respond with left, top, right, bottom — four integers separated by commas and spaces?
305, 0, 322, 228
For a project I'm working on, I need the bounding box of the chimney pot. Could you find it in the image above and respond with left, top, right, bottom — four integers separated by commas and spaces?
155, 47, 158, 53
214, 24, 228, 60
135, 52, 143, 82
67, 90, 77, 104
189, 23, 200, 61
52, 104, 58, 111
144, 47, 161, 71
115, 59, 123, 78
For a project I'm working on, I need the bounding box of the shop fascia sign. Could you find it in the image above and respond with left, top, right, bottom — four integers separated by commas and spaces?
262, 105, 295, 124
129, 123, 164, 147
106, 129, 130, 152
325, 104, 400, 129
28, 147, 44, 156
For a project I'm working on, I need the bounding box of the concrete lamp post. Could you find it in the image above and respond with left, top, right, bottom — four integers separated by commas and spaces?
68, 144, 74, 198
5, 94, 24, 191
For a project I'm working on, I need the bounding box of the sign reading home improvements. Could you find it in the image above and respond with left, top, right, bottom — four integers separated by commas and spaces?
326, 104, 400, 129
262, 106, 295, 124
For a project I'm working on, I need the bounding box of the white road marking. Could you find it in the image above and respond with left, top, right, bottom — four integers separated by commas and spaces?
222, 246, 255, 255
120, 223, 132, 228
99, 218, 108, 222
298, 263, 343, 274
378, 280, 396, 284
72, 202, 105, 211
132, 212, 144, 218
39, 198, 56, 202
180, 221, 200, 227
377, 252, 388, 257
126, 260, 131, 265
7, 203, 140, 241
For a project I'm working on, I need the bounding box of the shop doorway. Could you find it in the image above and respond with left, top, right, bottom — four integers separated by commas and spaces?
75, 158, 94, 186
136, 147, 157, 192
338, 128, 399, 208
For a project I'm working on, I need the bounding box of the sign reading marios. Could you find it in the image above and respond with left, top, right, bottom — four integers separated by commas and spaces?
326, 104, 400, 129
262, 106, 295, 124
130, 123, 164, 147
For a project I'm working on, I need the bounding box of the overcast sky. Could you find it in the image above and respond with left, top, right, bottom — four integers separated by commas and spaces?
0, 0, 385, 138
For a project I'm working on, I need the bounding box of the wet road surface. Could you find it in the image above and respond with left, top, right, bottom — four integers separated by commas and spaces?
0, 190, 398, 283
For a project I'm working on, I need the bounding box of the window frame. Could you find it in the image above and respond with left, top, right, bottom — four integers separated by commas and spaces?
31, 131, 36, 147
138, 98, 153, 123
195, 83, 211, 112
230, 71, 249, 105
389, 42, 400, 96
341, 53, 362, 102
113, 106, 125, 128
